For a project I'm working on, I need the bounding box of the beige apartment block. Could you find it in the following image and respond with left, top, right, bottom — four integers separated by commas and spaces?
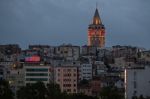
55, 66, 77, 94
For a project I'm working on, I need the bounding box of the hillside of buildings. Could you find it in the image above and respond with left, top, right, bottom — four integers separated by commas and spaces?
0, 44, 150, 99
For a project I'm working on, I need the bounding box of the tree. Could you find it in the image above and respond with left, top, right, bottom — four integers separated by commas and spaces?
17, 84, 33, 99
46, 83, 62, 99
100, 86, 124, 99
71, 93, 98, 99
17, 82, 47, 99
0, 79, 14, 99
17, 82, 101, 99
34, 82, 47, 99
132, 95, 138, 99
79, 79, 89, 85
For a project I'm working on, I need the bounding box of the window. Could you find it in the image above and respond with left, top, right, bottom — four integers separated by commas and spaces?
67, 89, 71, 92
63, 84, 71, 87
63, 79, 71, 82
134, 81, 137, 89
133, 71, 137, 81
68, 73, 71, 76
26, 68, 48, 72
133, 90, 137, 96
26, 73, 48, 76
26, 78, 48, 81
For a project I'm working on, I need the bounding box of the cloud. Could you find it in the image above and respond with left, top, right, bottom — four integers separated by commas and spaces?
0, 0, 150, 49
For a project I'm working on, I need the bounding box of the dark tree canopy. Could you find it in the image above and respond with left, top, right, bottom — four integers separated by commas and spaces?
0, 80, 14, 99
100, 86, 124, 99
17, 82, 47, 99
17, 82, 99, 99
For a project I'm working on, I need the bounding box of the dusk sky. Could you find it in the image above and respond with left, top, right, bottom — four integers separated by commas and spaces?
0, 0, 150, 49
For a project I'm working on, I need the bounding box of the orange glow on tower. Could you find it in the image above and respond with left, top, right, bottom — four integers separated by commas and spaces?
88, 8, 105, 47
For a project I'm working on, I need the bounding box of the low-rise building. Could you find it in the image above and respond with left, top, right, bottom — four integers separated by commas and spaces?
94, 61, 107, 76
55, 44, 80, 61
24, 63, 53, 85
5, 68, 24, 94
79, 63, 92, 81
81, 45, 97, 56
55, 66, 77, 93
90, 78, 101, 96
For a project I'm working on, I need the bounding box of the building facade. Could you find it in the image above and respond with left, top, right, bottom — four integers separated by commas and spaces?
55, 66, 77, 93
6, 68, 24, 94
55, 44, 80, 61
79, 63, 93, 81
125, 66, 150, 99
88, 8, 105, 47
24, 64, 53, 85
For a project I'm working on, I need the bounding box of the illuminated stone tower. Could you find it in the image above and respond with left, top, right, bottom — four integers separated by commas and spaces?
88, 8, 105, 47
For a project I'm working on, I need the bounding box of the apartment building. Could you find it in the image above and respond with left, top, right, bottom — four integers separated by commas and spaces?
55, 66, 77, 93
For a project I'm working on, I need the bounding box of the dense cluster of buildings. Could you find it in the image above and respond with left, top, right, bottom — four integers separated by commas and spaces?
0, 8, 150, 99
0, 44, 150, 98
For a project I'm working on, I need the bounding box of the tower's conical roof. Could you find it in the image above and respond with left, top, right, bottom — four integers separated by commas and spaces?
92, 8, 102, 25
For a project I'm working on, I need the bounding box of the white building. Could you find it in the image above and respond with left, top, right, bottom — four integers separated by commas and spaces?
125, 65, 150, 99
24, 63, 53, 85
79, 63, 92, 81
